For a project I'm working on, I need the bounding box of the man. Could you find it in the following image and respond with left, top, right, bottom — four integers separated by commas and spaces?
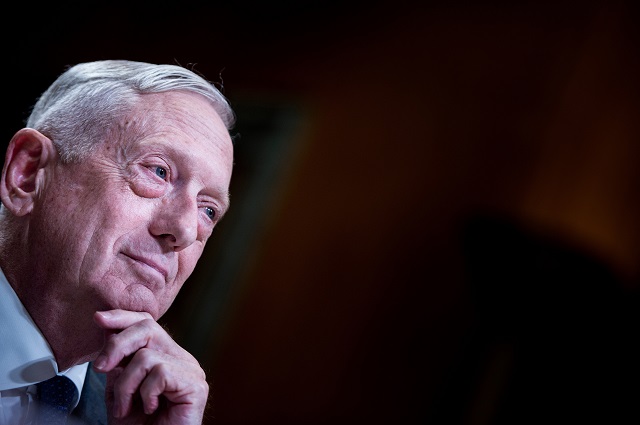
0, 60, 235, 424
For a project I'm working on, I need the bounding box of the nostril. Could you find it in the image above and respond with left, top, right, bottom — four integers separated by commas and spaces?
158, 233, 178, 246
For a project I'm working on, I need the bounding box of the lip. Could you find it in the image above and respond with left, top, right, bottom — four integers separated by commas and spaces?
122, 252, 169, 281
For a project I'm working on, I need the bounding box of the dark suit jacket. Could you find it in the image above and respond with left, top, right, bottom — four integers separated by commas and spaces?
70, 363, 108, 425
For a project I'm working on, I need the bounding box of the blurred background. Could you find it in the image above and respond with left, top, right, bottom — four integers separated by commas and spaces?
3, 0, 640, 423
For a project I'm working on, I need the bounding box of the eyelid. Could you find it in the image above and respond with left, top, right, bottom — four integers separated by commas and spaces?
199, 199, 225, 224
203, 206, 216, 221
146, 159, 171, 181
201, 204, 217, 221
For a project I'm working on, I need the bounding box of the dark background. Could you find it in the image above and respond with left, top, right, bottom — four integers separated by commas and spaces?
3, 1, 640, 424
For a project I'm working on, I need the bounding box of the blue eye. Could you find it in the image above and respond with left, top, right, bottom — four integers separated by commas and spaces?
205, 207, 215, 220
155, 166, 167, 179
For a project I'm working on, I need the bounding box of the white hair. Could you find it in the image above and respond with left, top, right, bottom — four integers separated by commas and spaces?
26, 60, 235, 162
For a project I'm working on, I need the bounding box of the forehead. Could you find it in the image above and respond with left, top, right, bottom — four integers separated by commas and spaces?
123, 91, 234, 190
134, 91, 231, 146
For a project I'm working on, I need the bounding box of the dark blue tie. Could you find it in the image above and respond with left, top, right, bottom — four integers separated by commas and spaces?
36, 374, 79, 424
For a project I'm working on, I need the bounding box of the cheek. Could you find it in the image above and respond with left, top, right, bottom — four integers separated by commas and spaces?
157, 253, 198, 317
32, 195, 98, 266
175, 244, 205, 280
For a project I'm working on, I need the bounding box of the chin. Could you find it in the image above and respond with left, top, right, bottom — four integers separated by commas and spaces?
118, 300, 160, 319
106, 282, 161, 316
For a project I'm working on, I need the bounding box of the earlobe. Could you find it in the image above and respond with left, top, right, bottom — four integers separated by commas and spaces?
0, 128, 56, 216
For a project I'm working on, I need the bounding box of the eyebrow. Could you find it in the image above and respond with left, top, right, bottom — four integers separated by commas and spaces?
140, 138, 232, 216
219, 192, 231, 218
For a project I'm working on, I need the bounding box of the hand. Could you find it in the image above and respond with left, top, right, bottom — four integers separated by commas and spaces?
93, 310, 209, 424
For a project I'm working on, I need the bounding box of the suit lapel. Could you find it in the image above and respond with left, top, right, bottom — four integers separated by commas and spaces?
71, 363, 108, 425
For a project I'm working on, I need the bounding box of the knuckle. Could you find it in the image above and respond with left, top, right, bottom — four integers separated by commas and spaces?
113, 374, 133, 396
197, 366, 207, 381
153, 361, 171, 376
140, 318, 157, 331
103, 333, 122, 354
136, 347, 156, 364
198, 379, 209, 394
141, 312, 154, 320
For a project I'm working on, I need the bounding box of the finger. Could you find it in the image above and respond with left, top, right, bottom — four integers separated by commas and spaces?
136, 360, 209, 421
137, 362, 168, 416
93, 318, 156, 372
94, 309, 154, 330
113, 349, 207, 419
93, 313, 197, 374
111, 347, 157, 418
94, 310, 182, 355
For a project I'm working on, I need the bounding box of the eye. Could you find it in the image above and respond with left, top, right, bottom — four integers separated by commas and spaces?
154, 166, 168, 180
204, 207, 216, 220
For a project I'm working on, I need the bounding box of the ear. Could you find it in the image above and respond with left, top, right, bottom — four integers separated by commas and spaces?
0, 128, 56, 216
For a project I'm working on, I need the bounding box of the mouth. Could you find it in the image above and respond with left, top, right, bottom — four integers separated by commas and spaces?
122, 252, 169, 283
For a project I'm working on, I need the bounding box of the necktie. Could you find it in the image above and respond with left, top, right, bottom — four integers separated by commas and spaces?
36, 374, 79, 425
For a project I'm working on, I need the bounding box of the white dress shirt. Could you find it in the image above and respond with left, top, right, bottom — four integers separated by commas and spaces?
0, 267, 88, 425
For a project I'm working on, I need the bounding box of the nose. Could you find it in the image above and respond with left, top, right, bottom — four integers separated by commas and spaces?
150, 193, 199, 251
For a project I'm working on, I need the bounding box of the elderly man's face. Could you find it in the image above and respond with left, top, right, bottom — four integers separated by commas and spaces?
29, 91, 233, 321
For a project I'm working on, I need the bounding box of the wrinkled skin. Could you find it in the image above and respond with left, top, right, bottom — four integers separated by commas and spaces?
1, 90, 233, 424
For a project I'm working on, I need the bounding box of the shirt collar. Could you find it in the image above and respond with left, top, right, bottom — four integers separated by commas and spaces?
0, 267, 87, 395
